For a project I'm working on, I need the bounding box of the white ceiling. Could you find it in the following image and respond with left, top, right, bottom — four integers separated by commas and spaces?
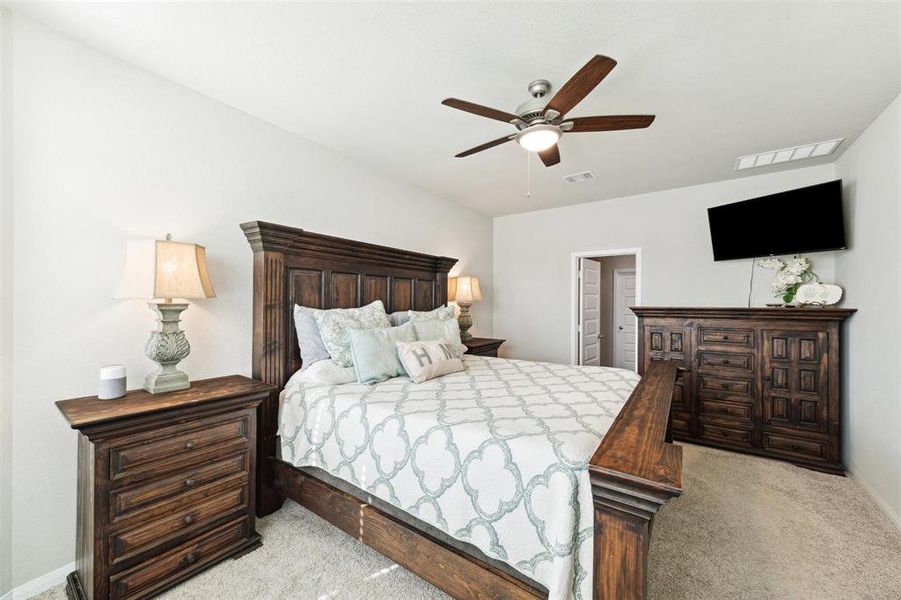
9, 2, 900, 216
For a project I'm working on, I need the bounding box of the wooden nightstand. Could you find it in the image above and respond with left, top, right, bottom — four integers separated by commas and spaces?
56, 375, 274, 600
463, 337, 506, 357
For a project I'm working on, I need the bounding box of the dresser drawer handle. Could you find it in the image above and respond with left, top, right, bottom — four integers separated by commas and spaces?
184, 441, 196, 450
722, 359, 731, 365
722, 335, 729, 340
183, 514, 196, 525
182, 552, 197, 565
184, 478, 196, 487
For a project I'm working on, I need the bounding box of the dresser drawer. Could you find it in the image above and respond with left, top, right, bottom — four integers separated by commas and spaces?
697, 375, 754, 400
699, 398, 752, 422
698, 351, 754, 374
698, 327, 754, 348
111, 453, 248, 520
110, 484, 248, 566
110, 516, 251, 599
699, 423, 753, 448
671, 412, 691, 435
763, 432, 827, 461
110, 413, 251, 482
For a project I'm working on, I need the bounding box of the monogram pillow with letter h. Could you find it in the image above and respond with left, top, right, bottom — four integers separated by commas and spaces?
396, 340, 465, 383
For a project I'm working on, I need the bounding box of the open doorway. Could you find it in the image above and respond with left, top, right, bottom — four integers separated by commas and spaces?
571, 249, 641, 371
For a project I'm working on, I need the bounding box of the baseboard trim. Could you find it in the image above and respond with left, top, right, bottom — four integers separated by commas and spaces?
0, 562, 74, 600
848, 467, 901, 532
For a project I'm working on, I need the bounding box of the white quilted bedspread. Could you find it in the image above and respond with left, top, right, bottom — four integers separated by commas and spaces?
279, 355, 638, 599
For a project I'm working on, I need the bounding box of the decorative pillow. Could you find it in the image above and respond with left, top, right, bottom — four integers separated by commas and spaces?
407, 305, 455, 322
289, 359, 356, 387
396, 340, 465, 384
293, 305, 331, 372
312, 300, 391, 367
388, 311, 411, 327
348, 323, 416, 385
412, 319, 467, 356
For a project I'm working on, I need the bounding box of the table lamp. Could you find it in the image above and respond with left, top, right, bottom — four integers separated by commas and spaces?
449, 276, 481, 341
113, 234, 215, 393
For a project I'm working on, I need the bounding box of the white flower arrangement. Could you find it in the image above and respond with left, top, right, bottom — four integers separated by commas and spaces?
759, 256, 818, 303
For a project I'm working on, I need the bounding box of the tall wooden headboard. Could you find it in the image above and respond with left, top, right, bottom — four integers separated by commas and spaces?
241, 220, 457, 514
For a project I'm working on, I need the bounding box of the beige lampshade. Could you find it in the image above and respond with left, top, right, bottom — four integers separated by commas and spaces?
113, 239, 216, 300
452, 276, 481, 304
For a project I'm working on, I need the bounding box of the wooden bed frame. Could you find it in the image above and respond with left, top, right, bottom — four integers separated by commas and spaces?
241, 221, 682, 600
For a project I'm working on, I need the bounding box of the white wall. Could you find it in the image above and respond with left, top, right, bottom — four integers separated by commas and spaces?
6, 15, 493, 592
0, 9, 14, 599
493, 165, 838, 363
834, 94, 901, 527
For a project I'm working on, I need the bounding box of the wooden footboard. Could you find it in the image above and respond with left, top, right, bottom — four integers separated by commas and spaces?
589, 362, 682, 599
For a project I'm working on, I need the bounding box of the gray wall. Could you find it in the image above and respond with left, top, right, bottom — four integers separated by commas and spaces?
834, 93, 901, 527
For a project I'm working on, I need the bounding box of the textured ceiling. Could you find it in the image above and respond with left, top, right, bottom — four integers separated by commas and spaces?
10, 2, 900, 216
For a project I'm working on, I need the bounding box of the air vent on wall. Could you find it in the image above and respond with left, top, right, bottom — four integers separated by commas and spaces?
735, 138, 844, 171
562, 170, 597, 184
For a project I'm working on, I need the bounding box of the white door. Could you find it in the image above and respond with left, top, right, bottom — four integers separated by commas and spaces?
613, 269, 637, 371
579, 258, 601, 366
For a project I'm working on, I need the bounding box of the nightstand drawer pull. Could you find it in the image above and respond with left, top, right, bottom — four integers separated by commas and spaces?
182, 552, 197, 565
184, 478, 196, 487
183, 514, 196, 525
185, 441, 196, 450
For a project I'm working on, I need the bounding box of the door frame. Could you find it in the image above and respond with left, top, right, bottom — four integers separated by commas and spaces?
613, 268, 637, 370
570, 248, 642, 366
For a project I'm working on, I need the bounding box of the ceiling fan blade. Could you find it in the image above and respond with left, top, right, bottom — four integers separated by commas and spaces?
544, 55, 617, 117
566, 115, 656, 132
538, 144, 560, 167
442, 98, 520, 124
455, 135, 514, 158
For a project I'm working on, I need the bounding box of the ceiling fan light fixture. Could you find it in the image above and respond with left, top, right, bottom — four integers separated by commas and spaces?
515, 124, 562, 152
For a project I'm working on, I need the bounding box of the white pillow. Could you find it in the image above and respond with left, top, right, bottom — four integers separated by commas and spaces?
411, 319, 467, 356
407, 305, 455, 322
288, 359, 356, 387
312, 300, 391, 367
396, 340, 465, 384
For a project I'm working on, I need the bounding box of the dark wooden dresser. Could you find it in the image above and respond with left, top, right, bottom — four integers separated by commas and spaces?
56, 375, 274, 600
464, 337, 505, 357
633, 307, 854, 474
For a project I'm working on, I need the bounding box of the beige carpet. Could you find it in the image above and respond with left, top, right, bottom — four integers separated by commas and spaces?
37, 444, 901, 599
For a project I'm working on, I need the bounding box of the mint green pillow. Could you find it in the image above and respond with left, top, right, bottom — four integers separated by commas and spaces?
348, 322, 416, 384
411, 319, 467, 357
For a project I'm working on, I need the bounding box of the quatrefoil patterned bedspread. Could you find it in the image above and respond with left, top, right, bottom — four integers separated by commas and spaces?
280, 355, 639, 600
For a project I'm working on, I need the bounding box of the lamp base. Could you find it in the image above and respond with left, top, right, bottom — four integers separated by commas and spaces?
144, 302, 191, 394
458, 302, 474, 342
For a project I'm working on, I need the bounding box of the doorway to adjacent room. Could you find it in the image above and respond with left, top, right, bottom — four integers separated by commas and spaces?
571, 249, 641, 371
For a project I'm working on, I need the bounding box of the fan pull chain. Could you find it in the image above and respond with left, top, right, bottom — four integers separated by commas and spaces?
526, 151, 531, 197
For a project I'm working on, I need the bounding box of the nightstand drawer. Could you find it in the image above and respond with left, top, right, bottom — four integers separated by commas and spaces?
110, 516, 251, 600
110, 413, 251, 482
110, 484, 249, 566
114, 472, 248, 530
111, 452, 249, 520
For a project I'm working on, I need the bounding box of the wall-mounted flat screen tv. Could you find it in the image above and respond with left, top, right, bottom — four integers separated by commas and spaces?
707, 179, 846, 261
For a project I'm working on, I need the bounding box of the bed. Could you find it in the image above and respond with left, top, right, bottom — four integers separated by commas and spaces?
241, 221, 682, 600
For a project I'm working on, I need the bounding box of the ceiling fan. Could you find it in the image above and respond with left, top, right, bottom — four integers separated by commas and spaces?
442, 55, 654, 167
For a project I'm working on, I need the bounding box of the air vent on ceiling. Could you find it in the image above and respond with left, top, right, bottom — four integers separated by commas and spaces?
562, 170, 597, 184
735, 138, 844, 171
